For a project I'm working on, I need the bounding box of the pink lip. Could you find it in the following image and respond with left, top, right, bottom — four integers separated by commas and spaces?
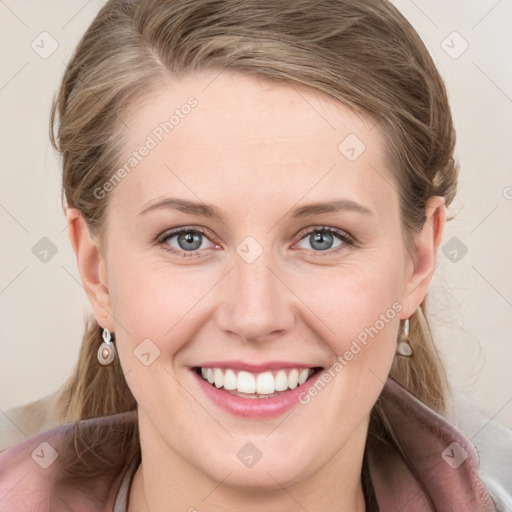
197, 360, 317, 372
190, 367, 323, 419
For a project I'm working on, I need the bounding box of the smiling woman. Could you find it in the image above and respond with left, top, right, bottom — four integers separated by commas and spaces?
0, 1, 507, 511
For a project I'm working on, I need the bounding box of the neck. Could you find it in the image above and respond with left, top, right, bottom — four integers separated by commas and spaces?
128, 414, 369, 512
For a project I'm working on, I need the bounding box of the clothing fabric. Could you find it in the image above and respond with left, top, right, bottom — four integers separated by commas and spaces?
0, 378, 504, 511
113, 454, 140, 512
450, 389, 512, 511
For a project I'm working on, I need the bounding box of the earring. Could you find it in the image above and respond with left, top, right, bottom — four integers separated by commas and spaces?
98, 328, 116, 365
396, 318, 413, 357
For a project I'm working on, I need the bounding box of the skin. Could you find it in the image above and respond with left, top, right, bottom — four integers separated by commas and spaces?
67, 70, 445, 512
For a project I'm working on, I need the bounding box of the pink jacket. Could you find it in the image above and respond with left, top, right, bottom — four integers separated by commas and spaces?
0, 379, 498, 511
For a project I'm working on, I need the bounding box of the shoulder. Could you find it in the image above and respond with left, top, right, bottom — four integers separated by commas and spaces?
451, 389, 512, 512
0, 410, 139, 512
0, 392, 64, 452
367, 378, 501, 511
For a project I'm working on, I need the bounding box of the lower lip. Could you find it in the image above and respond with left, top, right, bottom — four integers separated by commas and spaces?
191, 368, 323, 419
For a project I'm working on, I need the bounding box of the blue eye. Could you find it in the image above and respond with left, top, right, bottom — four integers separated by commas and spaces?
157, 226, 354, 258
295, 227, 353, 253
159, 228, 216, 257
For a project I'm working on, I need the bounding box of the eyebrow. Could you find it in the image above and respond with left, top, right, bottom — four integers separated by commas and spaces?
138, 197, 373, 220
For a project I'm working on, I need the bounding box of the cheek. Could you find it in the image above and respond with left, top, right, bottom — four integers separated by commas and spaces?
106, 253, 216, 354
108, 250, 178, 325
334, 277, 402, 359
293, 256, 404, 345
105, 255, 208, 410
287, 256, 405, 412
292, 264, 403, 427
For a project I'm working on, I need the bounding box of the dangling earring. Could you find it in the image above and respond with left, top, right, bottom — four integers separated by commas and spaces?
98, 328, 116, 365
396, 318, 413, 357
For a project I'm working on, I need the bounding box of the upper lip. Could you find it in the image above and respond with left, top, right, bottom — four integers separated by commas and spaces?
193, 361, 321, 372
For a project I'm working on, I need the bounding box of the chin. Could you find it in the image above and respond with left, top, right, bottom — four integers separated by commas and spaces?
196, 441, 319, 492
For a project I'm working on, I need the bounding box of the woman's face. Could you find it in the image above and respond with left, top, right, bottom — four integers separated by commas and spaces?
76, 71, 440, 493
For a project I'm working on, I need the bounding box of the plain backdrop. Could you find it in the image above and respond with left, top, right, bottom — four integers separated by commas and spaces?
1, 0, 511, 433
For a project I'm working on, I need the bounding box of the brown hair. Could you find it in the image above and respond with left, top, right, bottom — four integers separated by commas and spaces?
48, 0, 457, 503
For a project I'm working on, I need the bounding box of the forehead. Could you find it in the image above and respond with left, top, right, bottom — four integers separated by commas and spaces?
110, 70, 396, 218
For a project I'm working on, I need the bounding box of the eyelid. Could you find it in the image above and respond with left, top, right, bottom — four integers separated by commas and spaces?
156, 226, 220, 257
294, 225, 356, 246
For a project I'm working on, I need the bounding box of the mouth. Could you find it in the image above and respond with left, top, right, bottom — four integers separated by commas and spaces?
190, 363, 324, 418
194, 366, 323, 399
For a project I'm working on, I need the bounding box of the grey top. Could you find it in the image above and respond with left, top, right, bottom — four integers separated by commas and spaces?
113, 454, 141, 512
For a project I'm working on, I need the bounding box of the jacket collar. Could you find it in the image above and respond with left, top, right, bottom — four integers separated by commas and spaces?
367, 378, 497, 511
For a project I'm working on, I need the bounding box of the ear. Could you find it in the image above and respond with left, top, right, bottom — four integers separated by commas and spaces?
66, 208, 114, 331
400, 196, 446, 318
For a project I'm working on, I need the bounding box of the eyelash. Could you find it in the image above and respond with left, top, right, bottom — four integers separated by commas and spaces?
156, 225, 356, 259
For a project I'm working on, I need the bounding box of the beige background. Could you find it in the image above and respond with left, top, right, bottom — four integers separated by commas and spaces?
0, 0, 511, 432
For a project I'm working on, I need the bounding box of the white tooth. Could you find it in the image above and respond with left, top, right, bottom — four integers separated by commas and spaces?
214, 368, 224, 388
223, 369, 237, 390
298, 369, 309, 385
237, 371, 256, 393
274, 370, 288, 391
288, 369, 299, 389
203, 367, 310, 394
256, 372, 275, 394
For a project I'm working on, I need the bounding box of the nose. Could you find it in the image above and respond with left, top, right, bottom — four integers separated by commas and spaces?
215, 252, 295, 343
